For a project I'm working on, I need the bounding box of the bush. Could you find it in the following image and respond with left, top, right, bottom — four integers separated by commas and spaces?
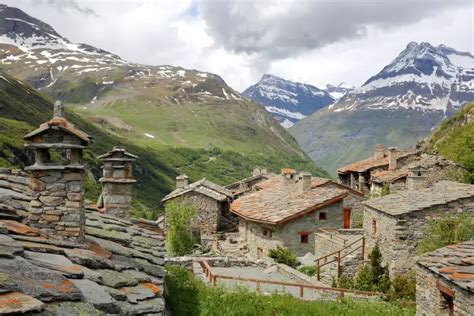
298, 265, 317, 277
165, 200, 196, 256
268, 246, 297, 267
388, 272, 416, 301
165, 265, 200, 316
417, 213, 474, 254
337, 274, 354, 289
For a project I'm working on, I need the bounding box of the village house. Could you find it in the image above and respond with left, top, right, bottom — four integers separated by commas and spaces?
0, 103, 165, 314
231, 168, 359, 258
162, 175, 233, 236
362, 181, 474, 276
416, 241, 474, 316
225, 167, 273, 199
338, 144, 419, 194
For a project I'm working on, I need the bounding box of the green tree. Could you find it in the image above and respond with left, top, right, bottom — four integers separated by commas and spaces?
417, 214, 474, 254
268, 246, 297, 267
388, 272, 416, 301
369, 243, 385, 286
354, 264, 374, 291
165, 200, 196, 256
337, 274, 354, 289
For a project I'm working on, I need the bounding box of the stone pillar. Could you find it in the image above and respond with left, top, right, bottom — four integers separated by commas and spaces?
28, 169, 85, 243
98, 147, 138, 219
281, 168, 297, 186
24, 101, 92, 244
388, 147, 398, 171
374, 144, 384, 160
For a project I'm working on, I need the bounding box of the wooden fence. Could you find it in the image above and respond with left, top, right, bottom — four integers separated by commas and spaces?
198, 260, 382, 300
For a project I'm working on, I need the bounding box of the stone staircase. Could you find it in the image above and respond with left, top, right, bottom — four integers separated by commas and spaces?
214, 232, 249, 257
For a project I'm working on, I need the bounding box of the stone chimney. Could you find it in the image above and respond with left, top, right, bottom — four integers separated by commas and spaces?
176, 174, 189, 189
281, 168, 297, 186
24, 105, 92, 243
300, 172, 312, 193
53, 100, 65, 118
388, 147, 398, 171
406, 166, 428, 190
97, 147, 138, 219
374, 144, 384, 160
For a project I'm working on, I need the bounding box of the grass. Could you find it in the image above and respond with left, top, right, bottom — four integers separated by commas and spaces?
165, 265, 415, 316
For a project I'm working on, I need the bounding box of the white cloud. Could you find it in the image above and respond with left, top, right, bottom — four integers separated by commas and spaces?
2, 0, 473, 91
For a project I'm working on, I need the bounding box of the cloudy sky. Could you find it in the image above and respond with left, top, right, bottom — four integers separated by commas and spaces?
4, 0, 473, 90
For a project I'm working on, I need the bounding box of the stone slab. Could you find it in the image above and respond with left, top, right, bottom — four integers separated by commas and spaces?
0, 234, 23, 258
0, 220, 39, 236
70, 279, 119, 313
116, 297, 165, 315
43, 301, 105, 316
98, 269, 139, 288
0, 291, 44, 314
24, 251, 84, 278
118, 282, 160, 304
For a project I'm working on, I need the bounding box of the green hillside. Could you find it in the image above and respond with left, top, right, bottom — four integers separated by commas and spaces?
428, 102, 474, 183
0, 73, 327, 218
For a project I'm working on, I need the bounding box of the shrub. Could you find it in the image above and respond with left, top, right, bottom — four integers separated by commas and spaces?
354, 264, 374, 291
337, 273, 354, 289
164, 265, 200, 316
417, 213, 474, 254
298, 265, 317, 277
388, 272, 416, 301
268, 246, 297, 267
165, 200, 196, 256
381, 182, 390, 196
370, 243, 385, 286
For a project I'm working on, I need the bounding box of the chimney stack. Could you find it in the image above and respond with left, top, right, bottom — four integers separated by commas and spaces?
97, 147, 138, 219
252, 167, 261, 177
24, 104, 92, 244
53, 100, 65, 118
388, 147, 398, 171
281, 168, 297, 186
374, 144, 384, 160
300, 172, 312, 193
176, 174, 189, 189
407, 166, 428, 190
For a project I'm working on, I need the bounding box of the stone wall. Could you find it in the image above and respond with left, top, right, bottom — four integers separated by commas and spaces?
0, 168, 32, 220
176, 192, 222, 236
165, 256, 270, 270
364, 197, 474, 276
101, 182, 133, 219
28, 169, 85, 243
416, 264, 474, 316
241, 201, 344, 258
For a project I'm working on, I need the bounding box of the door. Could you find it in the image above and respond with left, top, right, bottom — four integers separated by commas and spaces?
343, 208, 351, 229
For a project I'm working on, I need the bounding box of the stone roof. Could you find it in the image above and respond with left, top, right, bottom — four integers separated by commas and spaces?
337, 149, 418, 174
231, 175, 347, 225
97, 147, 139, 161
371, 169, 408, 184
161, 178, 233, 202
363, 181, 474, 216
225, 173, 272, 191
0, 206, 165, 315
417, 241, 474, 292
24, 117, 93, 144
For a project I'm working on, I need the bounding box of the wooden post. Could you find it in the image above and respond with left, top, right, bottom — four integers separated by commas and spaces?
361, 236, 365, 259
317, 259, 320, 281
337, 251, 341, 278
300, 286, 304, 298
212, 275, 216, 286
256, 281, 260, 292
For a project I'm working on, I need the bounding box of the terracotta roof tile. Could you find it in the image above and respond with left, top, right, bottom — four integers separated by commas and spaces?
417, 240, 474, 292
162, 178, 233, 202
371, 169, 408, 183
231, 175, 347, 224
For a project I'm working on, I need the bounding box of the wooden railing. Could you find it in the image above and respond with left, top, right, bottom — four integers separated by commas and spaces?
198, 260, 382, 299
317, 228, 349, 245
314, 236, 365, 281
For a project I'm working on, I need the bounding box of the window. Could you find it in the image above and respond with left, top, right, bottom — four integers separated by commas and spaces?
372, 219, 377, 234
300, 234, 309, 244
262, 228, 272, 238
319, 212, 327, 220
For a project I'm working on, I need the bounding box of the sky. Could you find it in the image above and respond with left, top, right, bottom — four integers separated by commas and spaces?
3, 0, 473, 91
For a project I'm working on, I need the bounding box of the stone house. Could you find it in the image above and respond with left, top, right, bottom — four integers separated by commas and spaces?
362, 181, 474, 276
338, 144, 419, 194
0, 103, 165, 314
225, 167, 273, 199
162, 175, 233, 236
231, 169, 350, 257
370, 154, 463, 196
416, 241, 474, 316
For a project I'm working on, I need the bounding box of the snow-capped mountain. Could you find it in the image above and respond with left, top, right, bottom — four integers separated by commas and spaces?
330, 42, 474, 114
324, 83, 354, 101
291, 42, 474, 175
243, 74, 335, 128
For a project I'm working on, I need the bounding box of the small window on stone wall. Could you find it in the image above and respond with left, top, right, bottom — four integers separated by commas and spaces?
300, 233, 309, 244
372, 219, 377, 234
262, 228, 272, 238
319, 212, 327, 220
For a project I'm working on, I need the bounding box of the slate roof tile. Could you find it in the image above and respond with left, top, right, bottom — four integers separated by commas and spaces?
417, 241, 474, 292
